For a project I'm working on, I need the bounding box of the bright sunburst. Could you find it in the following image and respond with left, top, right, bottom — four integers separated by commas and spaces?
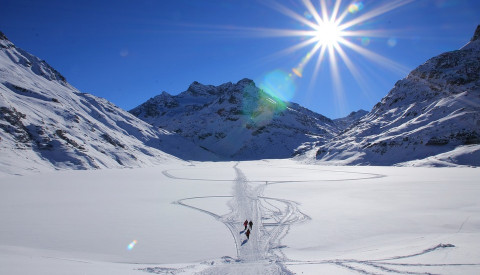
275, 0, 412, 78
251, 0, 413, 113
190, 0, 413, 114
315, 21, 342, 46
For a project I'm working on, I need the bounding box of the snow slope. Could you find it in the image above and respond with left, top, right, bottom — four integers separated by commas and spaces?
130, 79, 339, 160
1, 160, 479, 274
0, 31, 216, 174
314, 25, 480, 167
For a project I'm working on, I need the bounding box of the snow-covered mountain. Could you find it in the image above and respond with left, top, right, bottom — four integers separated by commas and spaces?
130, 79, 339, 160
0, 31, 216, 174
3, 23, 479, 171
333, 109, 368, 131
314, 25, 480, 166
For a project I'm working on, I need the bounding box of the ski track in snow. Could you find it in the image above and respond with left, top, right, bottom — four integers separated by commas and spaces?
146, 164, 480, 274
284, 243, 480, 275
170, 163, 309, 274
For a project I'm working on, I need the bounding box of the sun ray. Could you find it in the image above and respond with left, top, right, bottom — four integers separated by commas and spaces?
338, 37, 409, 75
330, 0, 343, 23
174, 22, 319, 38
255, 36, 320, 66
302, 0, 323, 25
339, 0, 414, 31
320, 0, 330, 23
335, 43, 376, 101
328, 43, 347, 115
308, 45, 328, 90
264, 0, 320, 31
335, 45, 365, 86
293, 41, 323, 77
236, 28, 316, 38
341, 29, 397, 38
215, 0, 413, 116
274, 36, 320, 58
334, 3, 351, 24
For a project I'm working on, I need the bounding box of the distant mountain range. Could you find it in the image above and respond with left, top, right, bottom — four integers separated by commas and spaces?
130, 79, 341, 160
1, 26, 479, 174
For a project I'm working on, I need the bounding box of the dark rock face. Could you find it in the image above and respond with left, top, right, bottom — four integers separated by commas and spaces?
471, 25, 480, 41
0, 106, 32, 145
0, 31, 8, 40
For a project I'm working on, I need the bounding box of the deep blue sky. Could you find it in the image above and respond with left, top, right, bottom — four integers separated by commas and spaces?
1, 0, 479, 118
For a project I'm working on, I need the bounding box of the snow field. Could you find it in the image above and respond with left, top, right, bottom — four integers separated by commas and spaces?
0, 163, 236, 273
1, 160, 479, 274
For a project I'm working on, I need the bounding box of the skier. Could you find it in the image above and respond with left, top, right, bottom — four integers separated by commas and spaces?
249, 220, 253, 230
243, 219, 248, 230
246, 229, 251, 239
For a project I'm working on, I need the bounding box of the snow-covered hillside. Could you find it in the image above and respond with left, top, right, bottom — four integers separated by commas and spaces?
130, 79, 339, 160
0, 31, 216, 174
314, 25, 480, 166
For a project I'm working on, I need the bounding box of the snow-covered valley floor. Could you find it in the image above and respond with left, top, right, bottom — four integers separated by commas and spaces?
1, 160, 479, 274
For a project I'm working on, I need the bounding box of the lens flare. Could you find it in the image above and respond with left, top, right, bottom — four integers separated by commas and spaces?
239, 77, 288, 130
127, 240, 138, 250
348, 2, 364, 14
215, 0, 412, 116
304, 11, 313, 19
387, 37, 397, 47
262, 0, 411, 115
361, 37, 371, 46
292, 68, 302, 78
120, 49, 129, 57
259, 70, 296, 102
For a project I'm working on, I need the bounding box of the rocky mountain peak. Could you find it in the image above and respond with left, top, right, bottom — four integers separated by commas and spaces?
471, 25, 480, 41
236, 78, 255, 86
0, 31, 67, 84
0, 31, 8, 40
183, 78, 258, 98
185, 81, 216, 96
159, 91, 171, 97
347, 109, 368, 118
0, 31, 14, 49
130, 78, 339, 160
462, 25, 480, 51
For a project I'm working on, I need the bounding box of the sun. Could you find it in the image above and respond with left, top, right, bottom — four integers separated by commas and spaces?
315, 21, 342, 46
255, 0, 411, 89
200, 0, 412, 112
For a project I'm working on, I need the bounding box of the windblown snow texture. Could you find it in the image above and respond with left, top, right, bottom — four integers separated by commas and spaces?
0, 31, 215, 174
315, 25, 480, 166
130, 79, 339, 160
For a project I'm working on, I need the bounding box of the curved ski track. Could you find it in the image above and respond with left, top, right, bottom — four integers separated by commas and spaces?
146, 164, 480, 275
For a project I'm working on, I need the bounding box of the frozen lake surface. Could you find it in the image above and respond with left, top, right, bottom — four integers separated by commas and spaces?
1, 159, 479, 274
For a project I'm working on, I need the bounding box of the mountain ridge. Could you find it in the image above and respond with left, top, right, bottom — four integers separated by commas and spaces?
1, 25, 480, 173
130, 78, 340, 160
0, 31, 217, 174
313, 25, 480, 166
